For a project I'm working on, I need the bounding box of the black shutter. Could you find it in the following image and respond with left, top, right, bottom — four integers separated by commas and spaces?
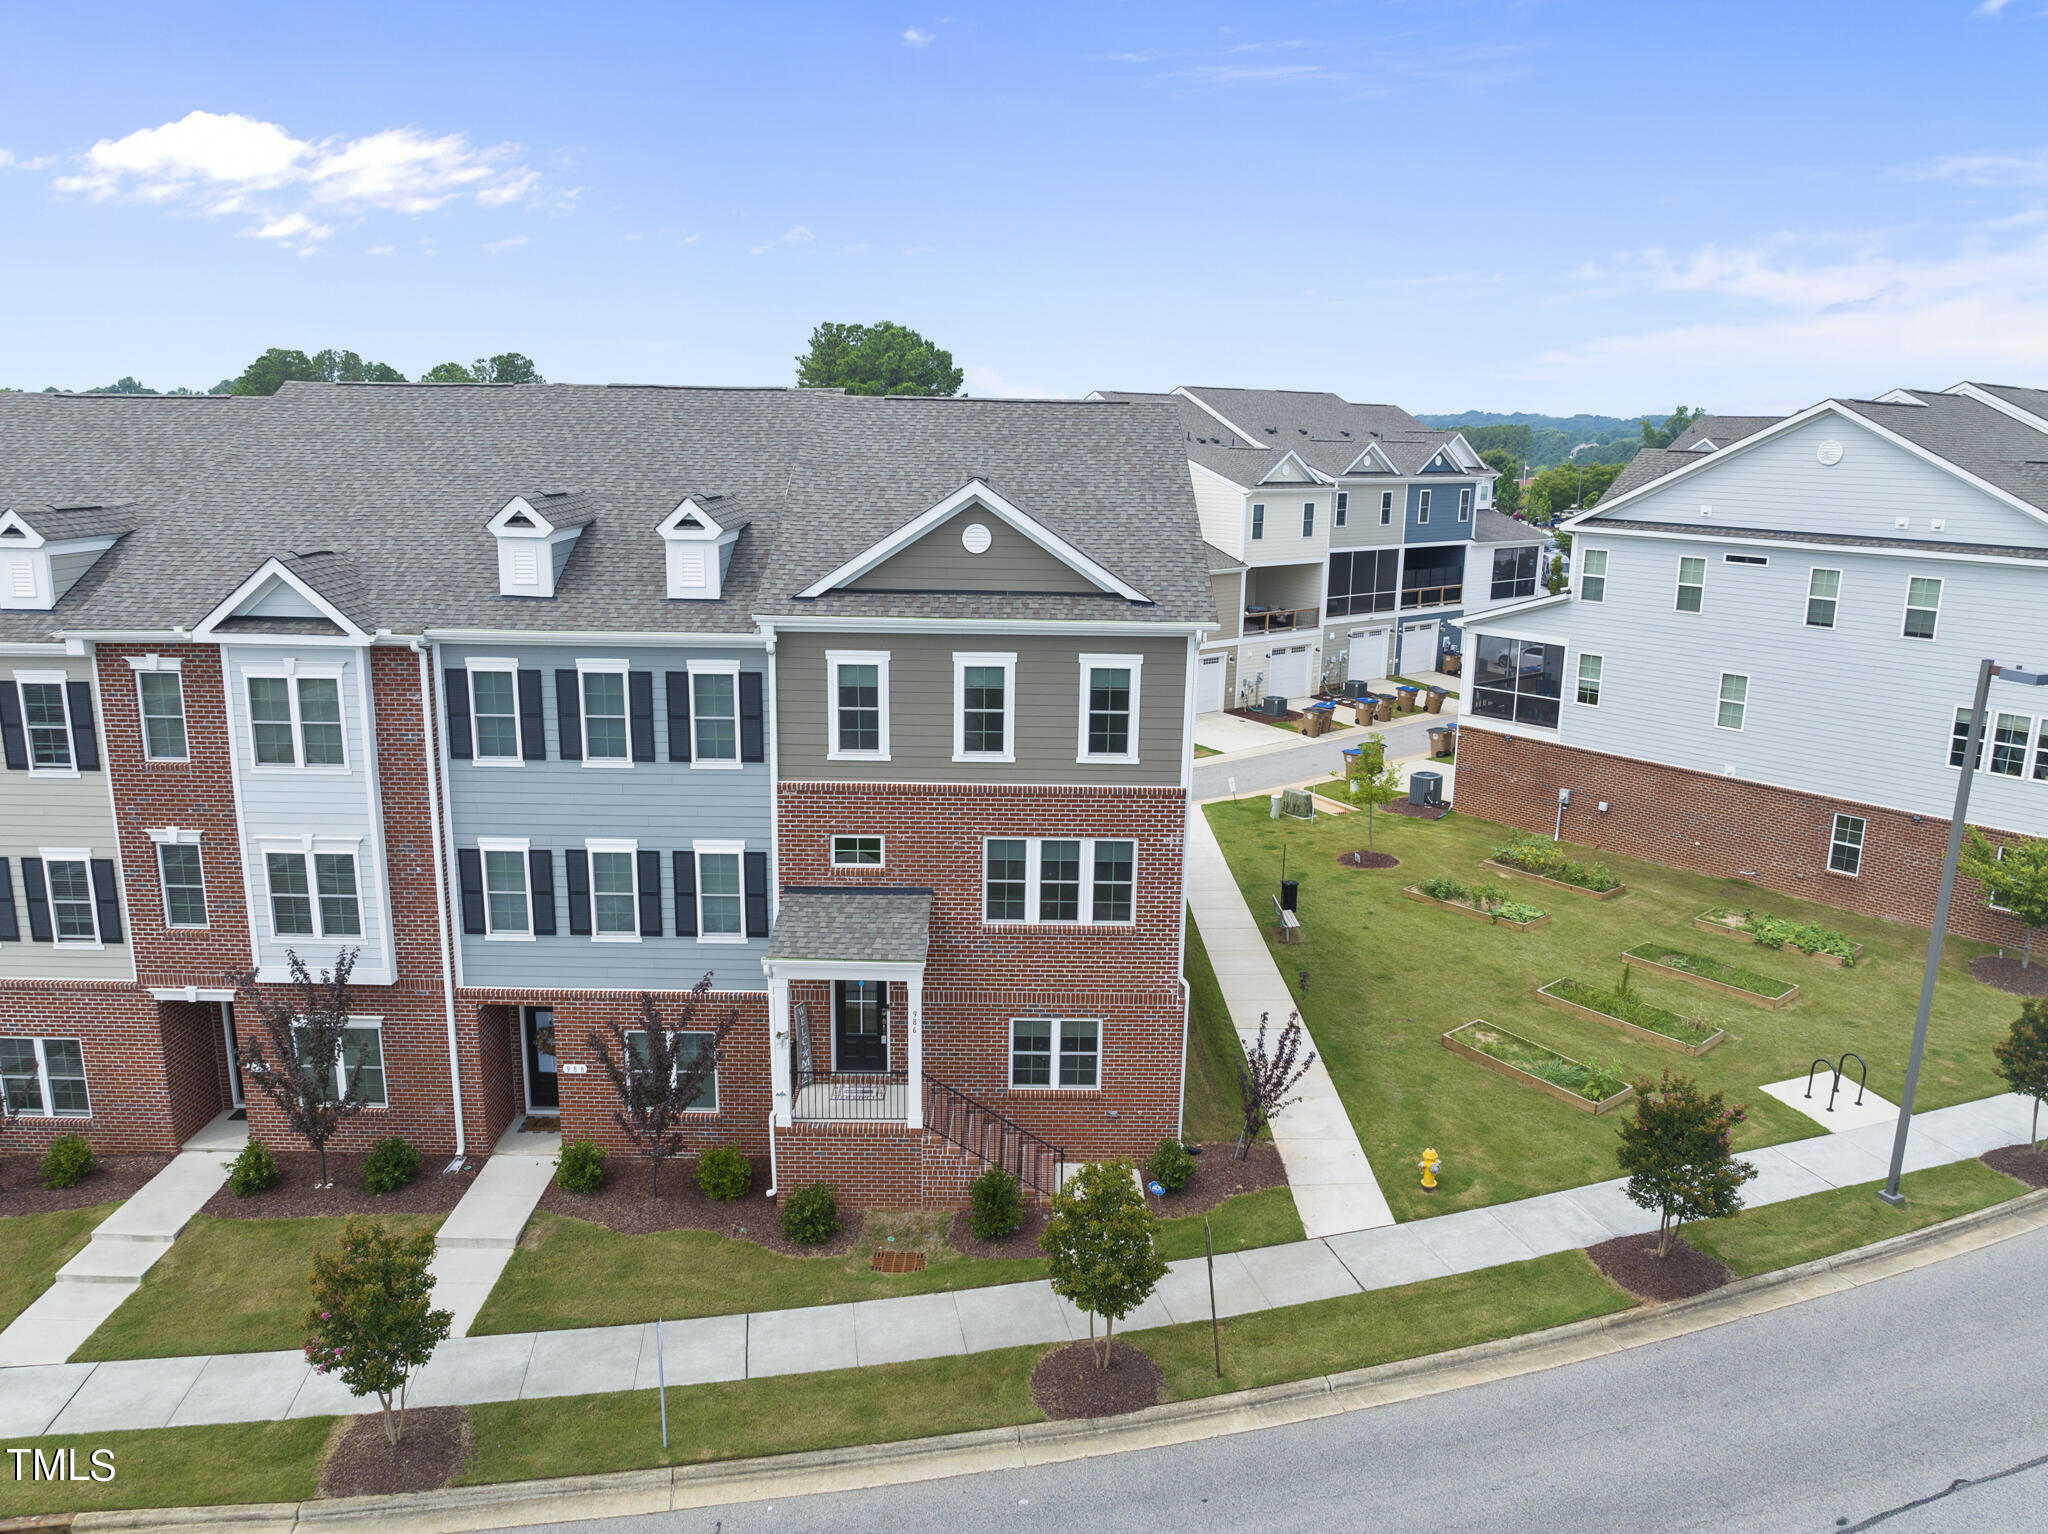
555, 670, 582, 760
665, 669, 691, 762
518, 670, 547, 760
444, 668, 473, 760
0, 682, 27, 770
21, 857, 49, 941
672, 850, 696, 936
739, 672, 765, 764
90, 859, 122, 943
629, 671, 656, 763
67, 682, 100, 770
0, 858, 16, 942
744, 850, 769, 938
565, 850, 591, 935
456, 848, 486, 935
637, 849, 662, 936
529, 849, 556, 934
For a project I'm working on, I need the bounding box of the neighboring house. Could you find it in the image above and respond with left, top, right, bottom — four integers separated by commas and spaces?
1456, 385, 2048, 944
0, 385, 1211, 1209
1089, 386, 1543, 708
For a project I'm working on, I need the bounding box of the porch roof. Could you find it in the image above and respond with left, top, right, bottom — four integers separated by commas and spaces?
766, 887, 934, 966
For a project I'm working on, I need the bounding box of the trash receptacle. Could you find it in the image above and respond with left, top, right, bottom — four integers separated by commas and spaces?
1425, 688, 1446, 714
1375, 696, 1394, 722
1303, 701, 1335, 737
1427, 725, 1456, 758
1280, 878, 1299, 912
1394, 685, 1418, 714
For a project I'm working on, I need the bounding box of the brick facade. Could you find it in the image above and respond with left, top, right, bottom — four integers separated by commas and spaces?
1455, 727, 2033, 947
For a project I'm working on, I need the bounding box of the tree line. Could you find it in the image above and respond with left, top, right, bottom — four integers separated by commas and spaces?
21, 347, 546, 397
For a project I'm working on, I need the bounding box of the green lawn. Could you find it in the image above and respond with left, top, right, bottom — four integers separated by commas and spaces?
0, 1418, 331, 1520
1181, 911, 1244, 1146
0, 1201, 119, 1330
1155, 1186, 1304, 1259
72, 1213, 441, 1361
1204, 797, 2022, 1222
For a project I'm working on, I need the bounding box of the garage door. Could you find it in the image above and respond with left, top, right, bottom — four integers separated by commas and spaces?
1399, 622, 1438, 674
1267, 644, 1311, 698
1347, 627, 1390, 682
1197, 654, 1226, 714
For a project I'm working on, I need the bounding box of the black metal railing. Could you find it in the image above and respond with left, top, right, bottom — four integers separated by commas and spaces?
923, 1074, 1066, 1196
791, 1065, 908, 1122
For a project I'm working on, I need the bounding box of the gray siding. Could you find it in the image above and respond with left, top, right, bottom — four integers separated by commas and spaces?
442, 641, 773, 992
1209, 573, 1242, 640
847, 514, 1099, 594
1406, 481, 1478, 543
1330, 482, 1405, 550
777, 630, 1189, 786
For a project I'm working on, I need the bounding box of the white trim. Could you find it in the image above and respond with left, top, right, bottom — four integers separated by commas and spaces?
0, 1035, 93, 1118
1805, 567, 1842, 629
981, 835, 1138, 927
824, 648, 891, 762
585, 837, 643, 943
830, 834, 886, 869
1076, 652, 1144, 764
573, 658, 633, 768
1458, 487, 1473, 523
125, 653, 182, 673
147, 985, 238, 1003
192, 557, 370, 642
465, 657, 524, 765
478, 835, 537, 941
796, 480, 1151, 604
690, 839, 748, 944
148, 830, 209, 930
1828, 813, 1867, 878
1675, 554, 1706, 614
1902, 574, 1943, 641
753, 613, 1213, 638
1574, 652, 1603, 708
13, 671, 80, 776
241, 660, 352, 774
36, 848, 102, 948
255, 836, 367, 942
953, 651, 1018, 764
1256, 450, 1330, 487
1577, 547, 1608, 604
1006, 1016, 1102, 1092
1417, 488, 1431, 524
132, 663, 190, 763
1716, 672, 1749, 733
687, 659, 743, 769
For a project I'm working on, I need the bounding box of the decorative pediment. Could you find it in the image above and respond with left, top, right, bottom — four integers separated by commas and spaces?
0, 506, 131, 612
192, 556, 367, 642
657, 496, 745, 600
1340, 442, 1400, 476
488, 492, 592, 599
1257, 451, 1323, 486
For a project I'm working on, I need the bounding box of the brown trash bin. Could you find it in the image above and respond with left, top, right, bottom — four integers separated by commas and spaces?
1425, 689, 1445, 714
1376, 697, 1394, 722
1302, 708, 1329, 738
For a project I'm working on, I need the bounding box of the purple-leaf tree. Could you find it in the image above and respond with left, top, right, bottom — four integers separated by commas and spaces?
230, 947, 368, 1189
1235, 1010, 1317, 1160
587, 975, 736, 1196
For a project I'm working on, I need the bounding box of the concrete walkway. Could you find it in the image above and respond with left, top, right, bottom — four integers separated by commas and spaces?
0, 1148, 235, 1367
5, 1088, 2032, 1438
1185, 806, 1394, 1238
428, 1126, 560, 1337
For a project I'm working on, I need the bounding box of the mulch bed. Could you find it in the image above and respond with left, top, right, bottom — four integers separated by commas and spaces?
1031, 1339, 1163, 1419
1385, 799, 1452, 821
1147, 1138, 1288, 1220
1336, 850, 1401, 869
1969, 955, 2048, 997
948, 1205, 1050, 1260
0, 1153, 174, 1215
1982, 1143, 2048, 1189
317, 1406, 471, 1499
1585, 1231, 1731, 1302
537, 1154, 863, 1257
203, 1151, 478, 1221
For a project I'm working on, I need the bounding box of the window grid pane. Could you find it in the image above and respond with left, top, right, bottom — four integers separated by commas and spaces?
297, 678, 344, 765
0, 1038, 43, 1114
267, 852, 312, 934
1717, 674, 1748, 731
699, 852, 742, 934
1990, 714, 2031, 777
472, 671, 519, 758
1087, 668, 1131, 756
1676, 557, 1705, 613
1011, 1020, 1052, 1086
160, 843, 206, 927
484, 849, 529, 932
1829, 815, 1865, 876
249, 677, 295, 764
1807, 569, 1840, 629
315, 854, 361, 936
1059, 1020, 1099, 1088
836, 664, 880, 752
2034, 721, 2048, 783
694, 673, 738, 760
1576, 654, 1603, 706
43, 1039, 89, 1115
832, 836, 882, 866
341, 1026, 386, 1107
592, 851, 636, 932
1951, 708, 1985, 771
584, 672, 628, 759
1038, 840, 1081, 922
963, 666, 1006, 754
139, 673, 188, 758
1904, 578, 1941, 639
1092, 841, 1134, 923
47, 860, 96, 940
675, 1032, 718, 1110
23, 683, 72, 769
986, 840, 1027, 921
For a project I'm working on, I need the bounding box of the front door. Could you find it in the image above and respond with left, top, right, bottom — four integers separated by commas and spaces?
833, 982, 889, 1073
219, 1002, 246, 1115
522, 1006, 560, 1110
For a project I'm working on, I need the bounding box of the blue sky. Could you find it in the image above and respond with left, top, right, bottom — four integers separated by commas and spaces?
3, 1, 2044, 414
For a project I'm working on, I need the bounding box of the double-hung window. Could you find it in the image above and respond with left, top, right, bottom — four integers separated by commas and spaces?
625, 1030, 719, 1110
588, 842, 639, 938
1092, 840, 1135, 922
1676, 557, 1706, 613
983, 837, 1137, 924
469, 664, 521, 761
1990, 714, 2032, 778
264, 845, 362, 939
1951, 708, 1986, 771
1251, 503, 1265, 541
1458, 487, 1473, 522
1418, 489, 1431, 524
580, 665, 629, 762
1379, 491, 1394, 526
1903, 577, 1942, 640
247, 671, 346, 768
984, 839, 1028, 921
826, 651, 889, 760
1009, 1018, 1100, 1089
308, 1021, 388, 1108
1301, 502, 1315, 538
480, 839, 533, 937
1828, 814, 1865, 877
693, 841, 745, 940
1806, 569, 1841, 629
954, 653, 1016, 763
1335, 491, 1348, 527
1575, 654, 1603, 707
20, 679, 73, 771
1079, 655, 1141, 763
132, 662, 188, 760
2035, 719, 2048, 783
0, 1037, 90, 1117
1579, 548, 1608, 603
151, 831, 207, 928
1716, 673, 1748, 732
42, 854, 98, 943
691, 665, 739, 764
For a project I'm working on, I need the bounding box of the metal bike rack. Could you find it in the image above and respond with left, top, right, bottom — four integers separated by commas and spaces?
1804, 1052, 1869, 1113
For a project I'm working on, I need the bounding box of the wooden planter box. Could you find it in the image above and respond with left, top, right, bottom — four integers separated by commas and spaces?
1534, 980, 1724, 1056
1401, 886, 1550, 930
1441, 1021, 1635, 1115
1621, 949, 1797, 1009
1480, 858, 1626, 901
1690, 910, 1861, 968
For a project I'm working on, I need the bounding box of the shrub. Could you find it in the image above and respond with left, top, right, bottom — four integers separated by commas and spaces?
1741, 910, 1856, 964
780, 1183, 840, 1245
554, 1138, 608, 1195
1497, 900, 1547, 924
361, 1136, 421, 1195
1419, 874, 1468, 903
39, 1134, 96, 1189
695, 1144, 753, 1201
969, 1166, 1024, 1239
1146, 1138, 1196, 1192
303, 1218, 452, 1445
228, 1137, 280, 1197
1469, 882, 1510, 913
1492, 833, 1620, 892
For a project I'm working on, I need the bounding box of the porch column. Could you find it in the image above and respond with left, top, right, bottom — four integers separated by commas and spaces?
768, 971, 793, 1128
905, 971, 924, 1130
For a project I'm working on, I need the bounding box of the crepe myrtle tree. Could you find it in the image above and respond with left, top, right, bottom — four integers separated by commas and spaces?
1960, 832, 2048, 970
1993, 1000, 2048, 1151
229, 948, 369, 1189
588, 975, 736, 1196
303, 1218, 452, 1445
1236, 1011, 1317, 1161
1616, 1072, 1759, 1258
1040, 1159, 1167, 1368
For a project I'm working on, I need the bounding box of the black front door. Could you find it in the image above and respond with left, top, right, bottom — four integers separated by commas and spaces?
833, 982, 888, 1073
523, 1007, 560, 1110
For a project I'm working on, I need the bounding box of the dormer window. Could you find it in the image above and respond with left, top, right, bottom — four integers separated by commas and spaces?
0, 508, 129, 613
488, 495, 590, 599
657, 498, 742, 601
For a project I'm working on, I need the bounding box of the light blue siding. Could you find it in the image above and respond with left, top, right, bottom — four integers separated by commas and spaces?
1406, 482, 1478, 543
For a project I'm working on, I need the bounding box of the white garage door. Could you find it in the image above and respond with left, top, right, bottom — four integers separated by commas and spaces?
1197, 654, 1226, 714
1347, 627, 1390, 682
1267, 644, 1312, 698
1399, 621, 1438, 674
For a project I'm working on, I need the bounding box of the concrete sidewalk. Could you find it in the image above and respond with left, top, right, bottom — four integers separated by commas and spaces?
428, 1132, 559, 1337
5, 1088, 2032, 1438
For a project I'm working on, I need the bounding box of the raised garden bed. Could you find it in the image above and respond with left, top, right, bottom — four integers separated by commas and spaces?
1484, 835, 1625, 899
1693, 908, 1861, 967
1402, 885, 1549, 930
1441, 1021, 1634, 1115
1621, 945, 1797, 1009
1481, 858, 1626, 901
1536, 978, 1724, 1055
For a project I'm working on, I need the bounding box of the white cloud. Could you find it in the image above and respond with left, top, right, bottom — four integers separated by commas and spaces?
1913, 146, 2048, 188
367, 244, 396, 256
240, 210, 334, 247
483, 233, 528, 252
678, 232, 700, 245
0, 149, 55, 172
750, 224, 815, 254
902, 26, 935, 46
1976, 0, 2014, 14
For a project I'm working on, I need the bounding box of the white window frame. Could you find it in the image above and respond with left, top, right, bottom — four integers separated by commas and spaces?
243, 662, 350, 774
1301, 501, 1315, 538
1076, 653, 1144, 765
1007, 1017, 1102, 1091
574, 658, 633, 769
1379, 491, 1394, 526
586, 836, 643, 943
687, 659, 743, 770
466, 658, 524, 765
1828, 814, 1865, 878
1579, 548, 1608, 603
1250, 502, 1265, 541
1675, 556, 1706, 614
1417, 489, 1431, 524
831, 834, 885, 868
1903, 576, 1942, 641
257, 836, 366, 941
128, 655, 189, 763
148, 828, 207, 930
953, 652, 1018, 764
479, 835, 536, 940
1335, 490, 1348, 527
335, 1017, 389, 1109
1458, 487, 1473, 522
14, 671, 79, 777
0, 1036, 92, 1118
2034, 718, 2048, 783
1575, 653, 1603, 707
623, 1027, 721, 1111
38, 847, 101, 948
1989, 712, 2033, 779
1716, 673, 1748, 733
1806, 568, 1841, 630
692, 838, 748, 945
824, 649, 891, 762
980, 836, 1138, 927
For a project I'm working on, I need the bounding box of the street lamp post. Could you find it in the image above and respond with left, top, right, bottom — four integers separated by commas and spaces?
1881, 658, 2048, 1205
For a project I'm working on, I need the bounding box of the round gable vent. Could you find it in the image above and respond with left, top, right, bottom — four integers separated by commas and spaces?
961, 521, 993, 554
1816, 439, 1844, 466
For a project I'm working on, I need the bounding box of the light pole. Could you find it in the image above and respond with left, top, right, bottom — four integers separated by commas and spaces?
1881, 658, 2048, 1204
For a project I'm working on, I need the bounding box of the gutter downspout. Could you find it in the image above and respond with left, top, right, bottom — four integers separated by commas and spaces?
414, 640, 467, 1163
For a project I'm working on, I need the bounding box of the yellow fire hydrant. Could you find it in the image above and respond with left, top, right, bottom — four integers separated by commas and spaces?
1418, 1148, 1442, 1192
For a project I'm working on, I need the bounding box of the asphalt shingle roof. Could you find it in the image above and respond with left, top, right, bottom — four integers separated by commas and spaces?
1093, 387, 1472, 487
765, 887, 934, 964
1668, 415, 1782, 452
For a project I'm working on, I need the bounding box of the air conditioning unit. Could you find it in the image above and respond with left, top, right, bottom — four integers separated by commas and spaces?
1263, 695, 1288, 716
1410, 771, 1444, 808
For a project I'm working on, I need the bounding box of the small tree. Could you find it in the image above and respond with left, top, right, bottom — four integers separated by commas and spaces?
0, 1085, 19, 1192
1040, 1160, 1167, 1368
303, 1219, 452, 1444
587, 975, 735, 1196
1616, 1072, 1758, 1257
1544, 553, 1567, 594
1992, 1000, 2048, 1151
1344, 732, 1404, 854
1960, 832, 2048, 969
230, 948, 368, 1188
1236, 1011, 1317, 1160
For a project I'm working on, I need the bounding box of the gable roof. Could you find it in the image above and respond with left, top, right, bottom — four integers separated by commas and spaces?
1668, 415, 1782, 452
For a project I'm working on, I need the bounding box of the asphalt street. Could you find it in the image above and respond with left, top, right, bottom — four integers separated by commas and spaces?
533, 1223, 2048, 1534
1192, 713, 1441, 801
